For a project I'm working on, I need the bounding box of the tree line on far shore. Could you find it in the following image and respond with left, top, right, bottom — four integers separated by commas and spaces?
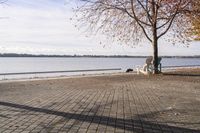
0, 53, 200, 58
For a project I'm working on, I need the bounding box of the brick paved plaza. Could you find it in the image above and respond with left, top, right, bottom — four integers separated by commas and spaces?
0, 74, 200, 133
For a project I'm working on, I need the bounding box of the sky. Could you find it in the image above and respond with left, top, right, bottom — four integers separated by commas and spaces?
0, 0, 199, 56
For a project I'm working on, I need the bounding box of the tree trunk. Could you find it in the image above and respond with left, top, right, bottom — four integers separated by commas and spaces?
152, 38, 159, 74
151, 0, 159, 74
152, 27, 159, 74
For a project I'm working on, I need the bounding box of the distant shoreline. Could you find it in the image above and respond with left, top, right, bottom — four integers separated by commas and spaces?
0, 53, 200, 58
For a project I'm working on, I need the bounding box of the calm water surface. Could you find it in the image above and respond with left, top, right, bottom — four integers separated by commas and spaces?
0, 57, 199, 79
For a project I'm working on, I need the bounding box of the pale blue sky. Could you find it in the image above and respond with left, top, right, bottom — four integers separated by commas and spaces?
0, 0, 199, 56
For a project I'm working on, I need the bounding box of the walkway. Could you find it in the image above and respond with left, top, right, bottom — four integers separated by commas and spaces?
0, 74, 200, 133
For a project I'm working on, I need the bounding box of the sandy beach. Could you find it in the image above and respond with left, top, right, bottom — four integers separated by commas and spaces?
0, 68, 200, 132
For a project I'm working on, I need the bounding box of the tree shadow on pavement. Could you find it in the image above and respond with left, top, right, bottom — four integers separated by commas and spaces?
163, 73, 200, 77
0, 101, 199, 133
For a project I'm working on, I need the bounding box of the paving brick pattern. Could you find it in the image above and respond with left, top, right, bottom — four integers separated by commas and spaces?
0, 74, 200, 133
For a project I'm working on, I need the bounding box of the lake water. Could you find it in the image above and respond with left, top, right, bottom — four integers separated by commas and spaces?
0, 57, 200, 80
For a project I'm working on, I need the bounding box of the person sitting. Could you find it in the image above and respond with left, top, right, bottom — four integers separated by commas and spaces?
136, 56, 162, 75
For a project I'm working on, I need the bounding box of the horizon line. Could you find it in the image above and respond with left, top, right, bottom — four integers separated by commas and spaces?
0, 53, 200, 58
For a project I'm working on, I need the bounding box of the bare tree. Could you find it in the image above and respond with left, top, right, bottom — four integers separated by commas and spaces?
75, 0, 197, 74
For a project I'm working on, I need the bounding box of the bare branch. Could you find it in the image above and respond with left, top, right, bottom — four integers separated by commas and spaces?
75, 0, 196, 45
